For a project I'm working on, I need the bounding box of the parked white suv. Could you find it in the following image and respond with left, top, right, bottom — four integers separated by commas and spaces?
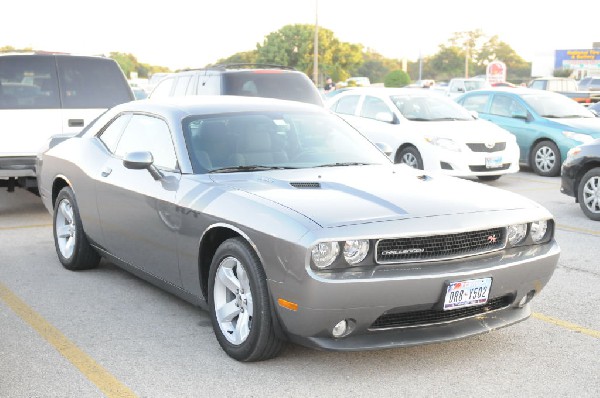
0, 53, 134, 191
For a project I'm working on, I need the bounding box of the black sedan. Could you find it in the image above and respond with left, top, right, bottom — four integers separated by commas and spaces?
561, 138, 600, 220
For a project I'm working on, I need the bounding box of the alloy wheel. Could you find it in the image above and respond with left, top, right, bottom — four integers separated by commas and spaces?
213, 256, 253, 345
55, 199, 76, 259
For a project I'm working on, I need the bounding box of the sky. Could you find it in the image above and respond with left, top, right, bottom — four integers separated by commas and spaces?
2, 0, 598, 72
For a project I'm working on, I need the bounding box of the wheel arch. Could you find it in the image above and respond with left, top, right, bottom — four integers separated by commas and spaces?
528, 138, 560, 166
51, 176, 71, 209
198, 223, 263, 301
575, 161, 600, 199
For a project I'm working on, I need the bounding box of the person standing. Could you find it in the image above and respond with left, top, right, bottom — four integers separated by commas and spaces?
324, 77, 336, 93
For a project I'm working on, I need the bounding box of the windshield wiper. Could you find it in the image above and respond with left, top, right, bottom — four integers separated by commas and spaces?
315, 162, 373, 168
406, 117, 432, 121
209, 165, 297, 173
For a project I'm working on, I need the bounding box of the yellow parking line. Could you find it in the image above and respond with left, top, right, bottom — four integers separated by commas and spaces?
0, 224, 52, 231
0, 282, 138, 398
533, 312, 600, 339
556, 224, 600, 236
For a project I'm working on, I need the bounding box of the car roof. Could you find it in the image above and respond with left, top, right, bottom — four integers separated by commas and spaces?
113, 95, 327, 116
332, 87, 445, 97
461, 87, 555, 96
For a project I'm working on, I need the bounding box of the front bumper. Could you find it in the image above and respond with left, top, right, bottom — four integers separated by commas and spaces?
0, 156, 37, 178
269, 240, 559, 351
421, 144, 520, 177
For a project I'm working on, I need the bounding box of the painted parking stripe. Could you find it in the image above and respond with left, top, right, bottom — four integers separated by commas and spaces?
0, 282, 138, 398
556, 224, 600, 236
0, 224, 52, 231
533, 312, 600, 339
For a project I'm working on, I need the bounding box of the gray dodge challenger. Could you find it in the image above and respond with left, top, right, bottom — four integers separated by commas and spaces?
38, 96, 560, 361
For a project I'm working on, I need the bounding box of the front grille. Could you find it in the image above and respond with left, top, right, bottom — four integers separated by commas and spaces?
469, 163, 511, 172
369, 295, 513, 329
290, 182, 321, 189
467, 142, 506, 152
376, 227, 505, 264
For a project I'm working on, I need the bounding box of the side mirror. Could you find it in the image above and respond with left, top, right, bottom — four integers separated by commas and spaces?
375, 142, 393, 157
375, 112, 394, 123
511, 110, 529, 120
123, 151, 163, 180
457, 87, 465, 93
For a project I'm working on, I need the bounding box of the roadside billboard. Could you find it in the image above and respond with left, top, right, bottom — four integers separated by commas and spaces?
486, 61, 507, 84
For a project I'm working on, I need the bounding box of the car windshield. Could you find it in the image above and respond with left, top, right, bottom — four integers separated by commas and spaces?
391, 95, 473, 121
182, 111, 390, 173
523, 93, 595, 118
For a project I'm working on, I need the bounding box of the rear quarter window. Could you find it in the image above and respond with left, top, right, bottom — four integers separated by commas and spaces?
56, 56, 133, 109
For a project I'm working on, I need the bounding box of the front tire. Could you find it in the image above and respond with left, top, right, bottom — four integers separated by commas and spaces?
577, 168, 600, 221
208, 237, 284, 361
397, 146, 424, 169
531, 141, 561, 177
53, 187, 100, 270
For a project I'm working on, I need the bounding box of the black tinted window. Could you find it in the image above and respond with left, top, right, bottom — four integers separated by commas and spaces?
56, 56, 133, 109
0, 55, 60, 109
222, 71, 322, 106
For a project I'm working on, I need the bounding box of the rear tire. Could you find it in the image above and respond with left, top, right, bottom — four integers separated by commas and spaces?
577, 168, 600, 221
208, 237, 284, 361
531, 141, 560, 177
53, 187, 100, 270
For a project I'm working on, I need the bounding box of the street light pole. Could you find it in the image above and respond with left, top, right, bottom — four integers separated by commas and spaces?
313, 0, 319, 86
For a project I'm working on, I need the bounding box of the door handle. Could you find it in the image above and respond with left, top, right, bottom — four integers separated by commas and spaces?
68, 119, 84, 127
101, 167, 112, 177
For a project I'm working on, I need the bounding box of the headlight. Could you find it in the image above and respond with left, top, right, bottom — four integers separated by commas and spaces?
343, 240, 369, 265
425, 137, 462, 152
530, 220, 548, 243
311, 242, 340, 269
507, 224, 527, 246
562, 131, 594, 144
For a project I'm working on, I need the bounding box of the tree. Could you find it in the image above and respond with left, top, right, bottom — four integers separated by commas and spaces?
108, 52, 170, 78
255, 24, 363, 83
215, 50, 258, 66
424, 46, 466, 81
384, 70, 411, 87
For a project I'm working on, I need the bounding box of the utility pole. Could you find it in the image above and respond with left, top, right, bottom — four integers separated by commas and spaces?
313, 0, 319, 86
465, 46, 469, 78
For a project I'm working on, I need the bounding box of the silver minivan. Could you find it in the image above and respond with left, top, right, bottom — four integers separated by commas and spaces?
0, 53, 134, 191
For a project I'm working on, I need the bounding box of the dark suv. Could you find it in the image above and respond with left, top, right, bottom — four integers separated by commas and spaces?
149, 64, 323, 106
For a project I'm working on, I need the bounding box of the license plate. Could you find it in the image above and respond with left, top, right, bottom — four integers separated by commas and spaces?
443, 278, 492, 311
485, 156, 502, 169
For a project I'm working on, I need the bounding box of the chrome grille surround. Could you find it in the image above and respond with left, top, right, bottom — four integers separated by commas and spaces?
375, 227, 506, 264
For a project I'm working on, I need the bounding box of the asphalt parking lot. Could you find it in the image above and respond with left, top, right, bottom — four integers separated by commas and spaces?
1, 171, 599, 398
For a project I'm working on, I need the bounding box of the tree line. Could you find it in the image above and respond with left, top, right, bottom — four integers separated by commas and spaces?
2, 27, 532, 85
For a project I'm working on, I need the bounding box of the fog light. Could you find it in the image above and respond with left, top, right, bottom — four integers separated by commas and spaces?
332, 320, 348, 338
518, 290, 536, 307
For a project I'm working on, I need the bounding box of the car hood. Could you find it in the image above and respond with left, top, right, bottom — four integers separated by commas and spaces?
408, 119, 512, 142
546, 117, 600, 135
208, 164, 538, 228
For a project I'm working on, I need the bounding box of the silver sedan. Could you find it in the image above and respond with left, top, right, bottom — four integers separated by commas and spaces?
38, 96, 560, 361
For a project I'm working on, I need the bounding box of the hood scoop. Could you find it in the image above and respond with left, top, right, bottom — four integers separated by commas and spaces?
290, 182, 321, 189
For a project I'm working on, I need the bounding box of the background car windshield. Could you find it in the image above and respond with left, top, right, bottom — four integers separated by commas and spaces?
183, 111, 389, 173
523, 93, 595, 118
391, 95, 472, 121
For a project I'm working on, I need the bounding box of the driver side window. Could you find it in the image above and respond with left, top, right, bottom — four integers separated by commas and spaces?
115, 114, 179, 171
